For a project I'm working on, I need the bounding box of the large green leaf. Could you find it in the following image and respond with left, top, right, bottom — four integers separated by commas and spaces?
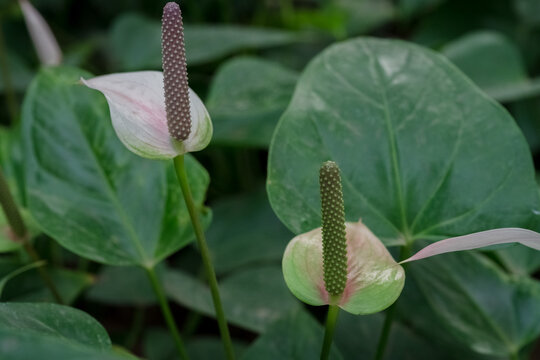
206, 186, 292, 275
108, 14, 300, 70
165, 265, 300, 333
407, 251, 540, 357
267, 38, 538, 246
240, 309, 342, 360
22, 66, 209, 267
207, 56, 298, 147
0, 303, 135, 360
442, 31, 540, 102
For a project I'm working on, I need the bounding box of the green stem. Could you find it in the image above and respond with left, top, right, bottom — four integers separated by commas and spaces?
0, 169, 63, 304
0, 19, 19, 124
145, 266, 189, 360
374, 243, 412, 360
173, 155, 235, 360
320, 305, 340, 360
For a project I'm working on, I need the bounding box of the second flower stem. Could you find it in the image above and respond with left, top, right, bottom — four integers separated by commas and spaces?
320, 304, 340, 360
173, 155, 235, 360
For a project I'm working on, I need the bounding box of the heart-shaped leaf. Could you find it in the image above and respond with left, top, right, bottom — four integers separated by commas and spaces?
267, 37, 539, 247
22, 66, 209, 267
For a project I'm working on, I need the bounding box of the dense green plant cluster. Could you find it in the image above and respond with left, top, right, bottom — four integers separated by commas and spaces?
1, 0, 540, 359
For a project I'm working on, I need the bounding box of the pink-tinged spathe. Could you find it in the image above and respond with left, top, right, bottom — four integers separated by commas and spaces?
81, 71, 212, 159
282, 220, 405, 315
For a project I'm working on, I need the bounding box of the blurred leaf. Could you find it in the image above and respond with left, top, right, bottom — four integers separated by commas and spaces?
108, 14, 300, 70
0, 260, 44, 296
398, 0, 446, 18
408, 251, 540, 357
207, 56, 298, 147
494, 244, 540, 276
267, 38, 538, 247
334, 312, 478, 359
514, 0, 540, 26
144, 330, 247, 360
0, 303, 136, 360
206, 186, 292, 275
22, 66, 209, 267
240, 309, 342, 360
86, 265, 156, 306
334, 0, 395, 35
0, 209, 21, 253
2, 266, 94, 304
0, 52, 34, 93
442, 31, 540, 102
165, 265, 299, 333
508, 98, 540, 154
411, 0, 516, 47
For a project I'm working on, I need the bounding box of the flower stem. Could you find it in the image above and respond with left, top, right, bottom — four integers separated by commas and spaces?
173, 155, 235, 360
0, 19, 19, 124
145, 266, 189, 360
320, 304, 340, 360
0, 168, 63, 303
374, 243, 412, 360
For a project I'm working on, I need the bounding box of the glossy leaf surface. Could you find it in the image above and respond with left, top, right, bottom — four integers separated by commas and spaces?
22, 66, 209, 267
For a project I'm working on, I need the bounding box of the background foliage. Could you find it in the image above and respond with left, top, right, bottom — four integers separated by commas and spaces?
2, 0, 540, 359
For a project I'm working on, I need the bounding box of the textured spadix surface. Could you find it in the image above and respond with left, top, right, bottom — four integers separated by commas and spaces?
82, 71, 212, 159
282, 220, 405, 315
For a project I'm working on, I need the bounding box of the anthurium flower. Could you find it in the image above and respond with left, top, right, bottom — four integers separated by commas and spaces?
81, 2, 212, 159
81, 72, 212, 159
282, 161, 540, 315
283, 219, 406, 315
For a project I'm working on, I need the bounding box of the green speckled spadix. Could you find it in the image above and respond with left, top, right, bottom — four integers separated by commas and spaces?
319, 161, 347, 297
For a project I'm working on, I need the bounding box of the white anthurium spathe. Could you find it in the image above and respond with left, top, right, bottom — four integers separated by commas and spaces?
81, 71, 212, 159
18, 0, 62, 66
